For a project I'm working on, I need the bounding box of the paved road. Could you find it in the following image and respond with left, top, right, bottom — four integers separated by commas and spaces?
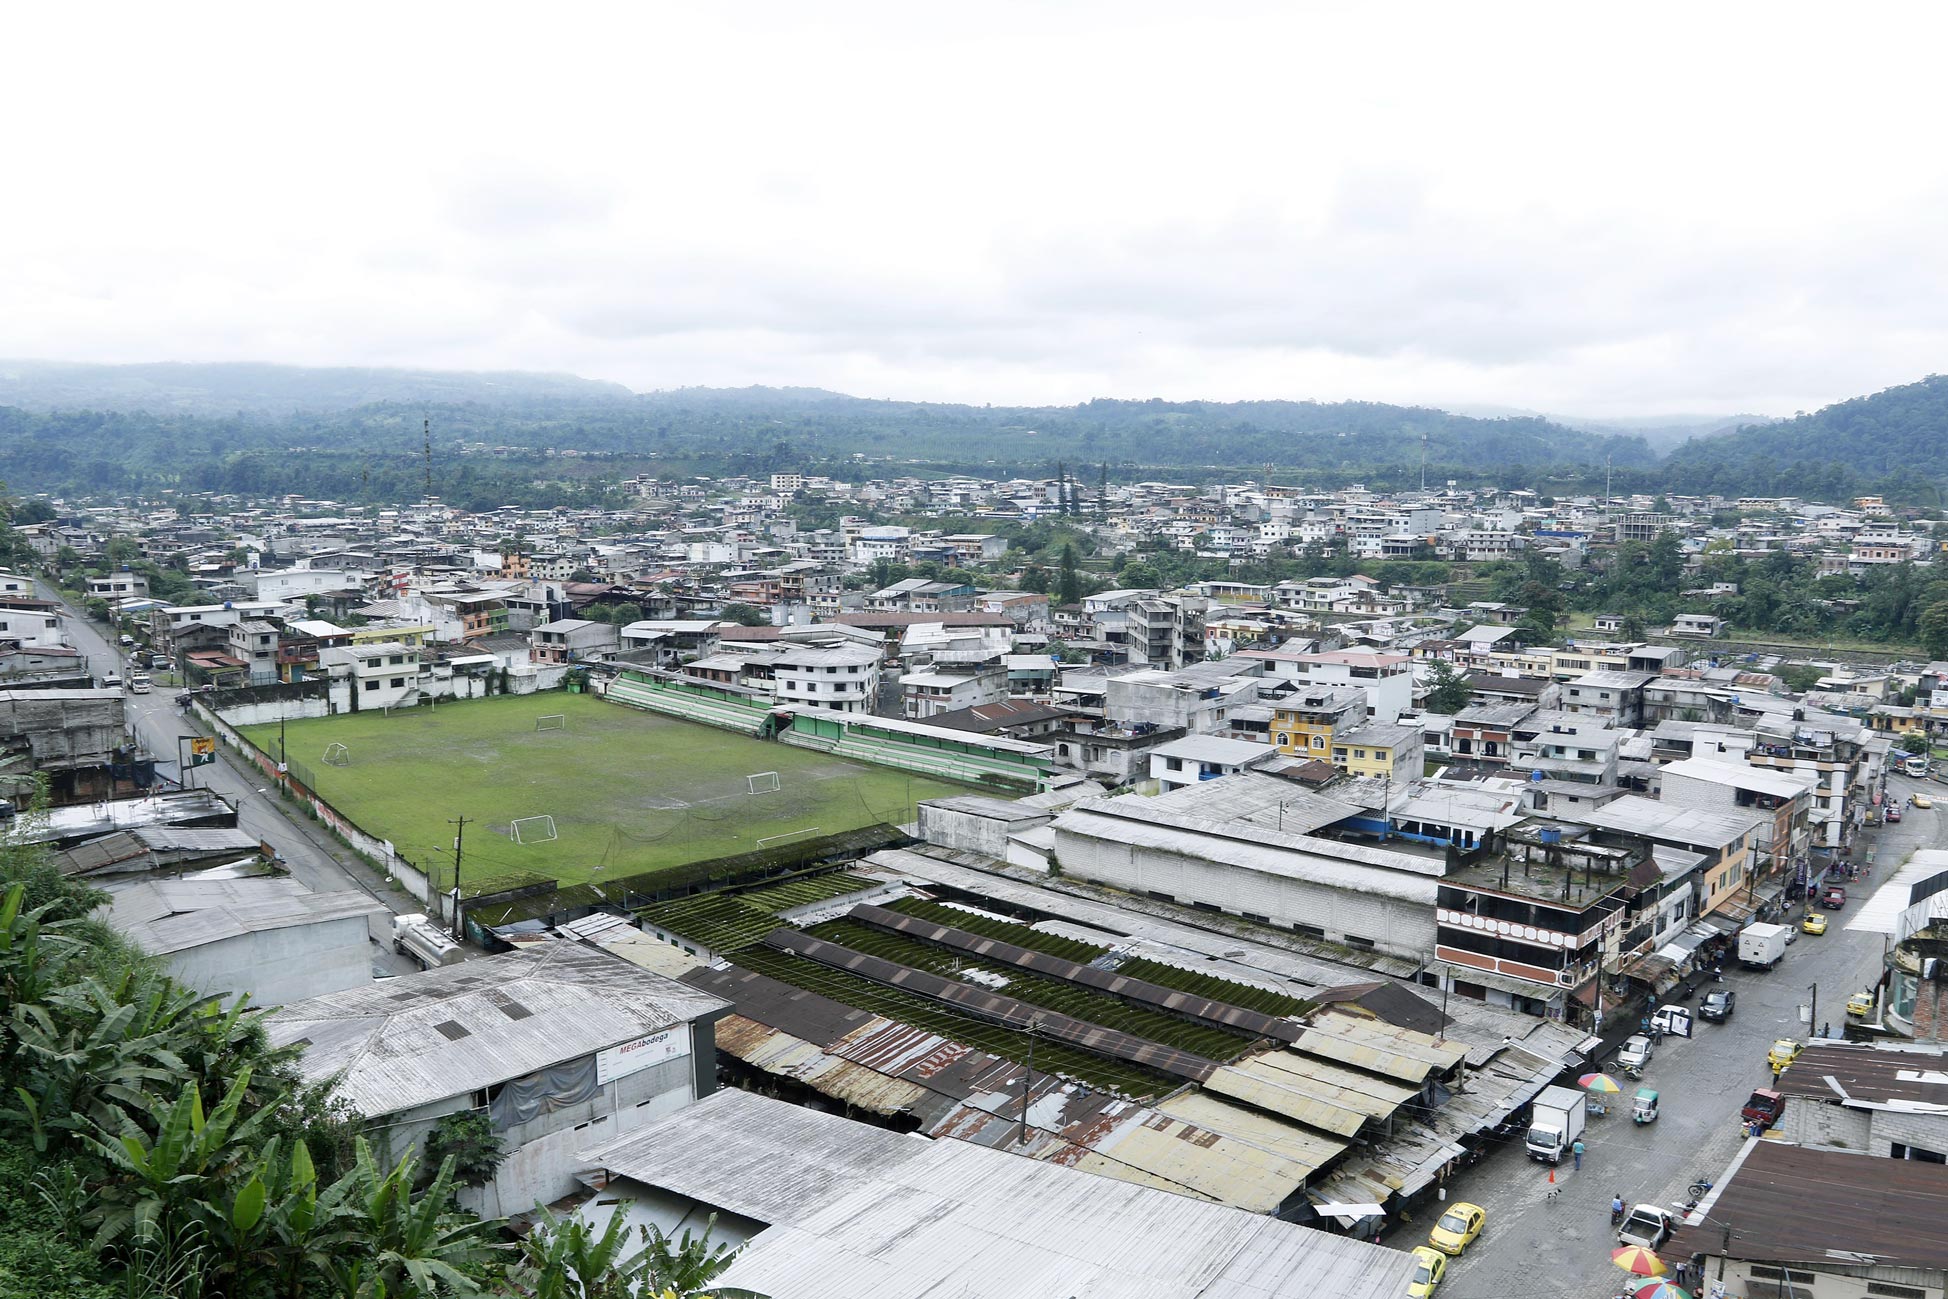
48, 588, 417, 969
1415, 792, 1929, 1299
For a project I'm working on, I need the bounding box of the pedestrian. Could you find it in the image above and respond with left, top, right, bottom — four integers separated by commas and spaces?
1572, 1137, 1585, 1171
1675, 1262, 1689, 1288
1611, 1193, 1625, 1225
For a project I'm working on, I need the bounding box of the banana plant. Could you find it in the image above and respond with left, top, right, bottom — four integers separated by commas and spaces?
321, 1139, 503, 1298
84, 1067, 276, 1252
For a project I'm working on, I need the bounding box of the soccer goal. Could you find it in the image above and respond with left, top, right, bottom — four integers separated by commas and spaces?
322, 743, 351, 767
510, 815, 558, 845
746, 771, 782, 794
535, 714, 566, 732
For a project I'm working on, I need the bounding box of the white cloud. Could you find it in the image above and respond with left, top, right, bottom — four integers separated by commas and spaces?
4, 1, 1948, 418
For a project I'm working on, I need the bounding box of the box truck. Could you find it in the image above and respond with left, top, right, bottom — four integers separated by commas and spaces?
1738, 922, 1789, 971
1526, 1084, 1586, 1162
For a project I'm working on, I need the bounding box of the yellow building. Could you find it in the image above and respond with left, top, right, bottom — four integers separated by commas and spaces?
1271, 687, 1366, 757
1331, 721, 1422, 783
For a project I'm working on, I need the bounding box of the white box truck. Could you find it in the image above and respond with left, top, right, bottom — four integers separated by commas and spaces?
392, 913, 464, 970
1526, 1084, 1586, 1163
1738, 921, 1789, 971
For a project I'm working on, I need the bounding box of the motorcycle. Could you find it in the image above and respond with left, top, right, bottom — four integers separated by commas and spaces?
1623, 1062, 1644, 1081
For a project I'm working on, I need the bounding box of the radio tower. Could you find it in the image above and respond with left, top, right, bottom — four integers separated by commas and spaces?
424, 416, 433, 500
1420, 428, 1429, 494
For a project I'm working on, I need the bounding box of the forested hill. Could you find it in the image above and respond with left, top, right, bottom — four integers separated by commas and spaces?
0, 360, 633, 415
1660, 375, 1948, 501
642, 389, 1657, 471
0, 378, 1659, 505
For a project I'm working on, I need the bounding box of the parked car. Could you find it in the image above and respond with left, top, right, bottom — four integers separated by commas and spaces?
1768, 1040, 1803, 1075
1700, 989, 1736, 1022
1617, 1034, 1655, 1075
1407, 1246, 1447, 1298
1847, 990, 1876, 1018
1427, 1202, 1486, 1256
1802, 913, 1828, 936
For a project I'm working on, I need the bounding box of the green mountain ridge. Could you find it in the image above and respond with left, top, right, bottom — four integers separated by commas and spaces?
1660, 374, 1948, 502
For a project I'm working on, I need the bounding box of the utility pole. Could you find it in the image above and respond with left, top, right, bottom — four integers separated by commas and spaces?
1808, 981, 1818, 1038
1017, 1015, 1043, 1145
448, 815, 470, 940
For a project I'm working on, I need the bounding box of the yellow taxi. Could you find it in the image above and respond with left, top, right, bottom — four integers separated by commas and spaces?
1407, 1245, 1447, 1297
1915, 794, 1935, 810
1801, 913, 1828, 936
1847, 990, 1876, 1018
1427, 1202, 1486, 1256
1767, 1040, 1802, 1074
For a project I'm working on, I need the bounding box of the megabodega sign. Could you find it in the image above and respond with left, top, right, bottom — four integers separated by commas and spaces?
595, 1026, 690, 1086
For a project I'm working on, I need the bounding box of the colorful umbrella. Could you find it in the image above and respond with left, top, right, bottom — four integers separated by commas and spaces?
1611, 1246, 1668, 1277
1632, 1283, 1692, 1299
1580, 1072, 1622, 1093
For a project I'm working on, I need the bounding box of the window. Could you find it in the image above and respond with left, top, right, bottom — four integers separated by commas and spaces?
363, 680, 378, 692
390, 677, 405, 688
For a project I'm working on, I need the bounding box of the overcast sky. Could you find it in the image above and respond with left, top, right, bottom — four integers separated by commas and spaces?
8, 3, 1948, 418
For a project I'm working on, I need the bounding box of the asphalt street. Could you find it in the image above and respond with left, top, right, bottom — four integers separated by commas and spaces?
1410, 778, 1937, 1299
46, 586, 417, 969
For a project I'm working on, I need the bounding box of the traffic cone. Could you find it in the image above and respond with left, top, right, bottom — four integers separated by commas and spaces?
1548, 1166, 1556, 1184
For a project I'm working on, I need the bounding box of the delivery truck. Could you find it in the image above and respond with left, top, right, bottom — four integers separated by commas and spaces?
1738, 922, 1790, 970
392, 913, 464, 970
1525, 1084, 1587, 1163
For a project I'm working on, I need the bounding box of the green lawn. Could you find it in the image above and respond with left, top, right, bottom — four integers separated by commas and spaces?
242, 694, 965, 895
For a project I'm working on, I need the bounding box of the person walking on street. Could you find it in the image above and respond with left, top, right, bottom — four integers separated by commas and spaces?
1572, 1138, 1585, 1171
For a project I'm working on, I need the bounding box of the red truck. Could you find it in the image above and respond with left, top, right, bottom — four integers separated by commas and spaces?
1822, 885, 1848, 909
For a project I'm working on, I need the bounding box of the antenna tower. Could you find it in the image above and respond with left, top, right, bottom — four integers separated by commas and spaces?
424, 417, 433, 499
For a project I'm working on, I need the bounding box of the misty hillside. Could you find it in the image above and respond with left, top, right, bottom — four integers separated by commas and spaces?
1660, 375, 1948, 500
0, 360, 633, 416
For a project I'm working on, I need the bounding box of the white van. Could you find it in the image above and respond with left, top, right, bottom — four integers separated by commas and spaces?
129, 673, 152, 694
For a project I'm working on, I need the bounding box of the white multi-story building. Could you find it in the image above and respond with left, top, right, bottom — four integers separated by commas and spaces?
775, 644, 880, 714
323, 641, 422, 709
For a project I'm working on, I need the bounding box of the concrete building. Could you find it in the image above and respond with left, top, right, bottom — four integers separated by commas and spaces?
105, 876, 385, 1008
1773, 1040, 1948, 1160
1270, 686, 1367, 759
1051, 776, 1439, 959
1331, 721, 1422, 784
1658, 755, 1815, 884
902, 668, 1006, 720
1288, 651, 1413, 723
266, 940, 732, 1219
1104, 665, 1262, 734
529, 618, 620, 665
776, 643, 880, 714
1560, 669, 1657, 728
322, 640, 422, 709
1149, 735, 1279, 791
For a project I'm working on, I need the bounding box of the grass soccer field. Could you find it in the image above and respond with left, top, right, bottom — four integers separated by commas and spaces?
241, 694, 968, 894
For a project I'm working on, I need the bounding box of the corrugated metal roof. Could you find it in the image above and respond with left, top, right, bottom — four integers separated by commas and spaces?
849, 902, 1304, 1043
763, 929, 1222, 1083
265, 940, 730, 1115
105, 877, 383, 957
1199, 1065, 1370, 1138
1293, 1010, 1467, 1084
585, 1089, 1417, 1299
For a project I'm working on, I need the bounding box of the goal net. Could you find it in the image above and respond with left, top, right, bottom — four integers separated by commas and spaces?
747, 771, 782, 794
322, 743, 351, 767
535, 714, 566, 732
510, 815, 558, 845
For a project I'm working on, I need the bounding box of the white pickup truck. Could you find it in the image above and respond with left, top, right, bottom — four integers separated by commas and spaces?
1617, 1204, 1676, 1249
